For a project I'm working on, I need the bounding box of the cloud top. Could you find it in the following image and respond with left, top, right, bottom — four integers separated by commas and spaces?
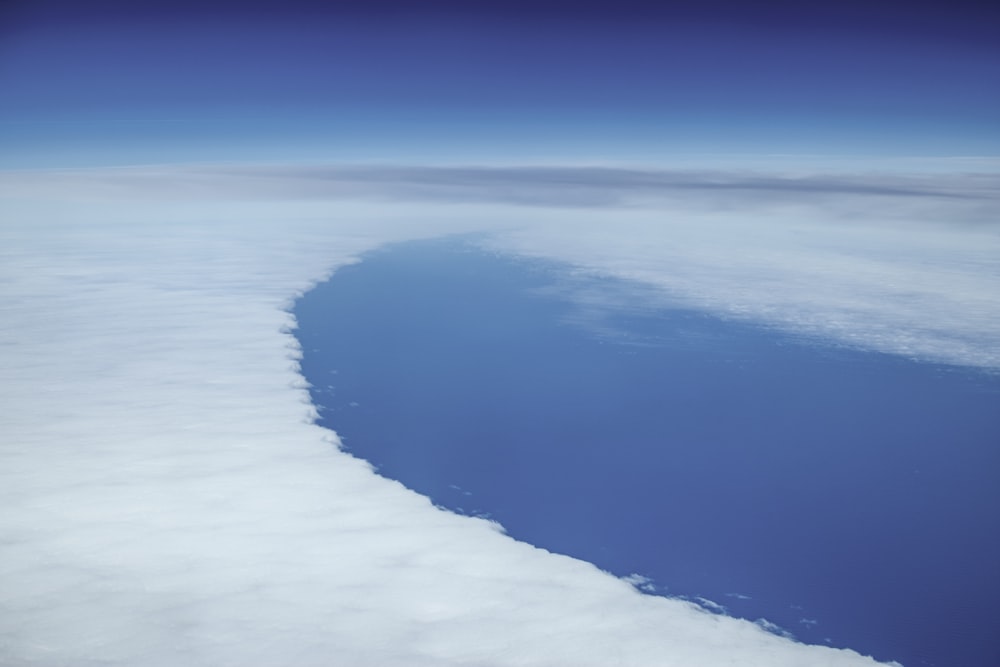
0, 181, 900, 667
0, 164, 927, 665
5, 163, 997, 369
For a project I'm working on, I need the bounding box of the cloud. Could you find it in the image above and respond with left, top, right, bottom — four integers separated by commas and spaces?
0, 165, 915, 666
756, 618, 797, 640
4, 163, 998, 212
621, 573, 658, 593
3, 162, 998, 373
695, 597, 729, 614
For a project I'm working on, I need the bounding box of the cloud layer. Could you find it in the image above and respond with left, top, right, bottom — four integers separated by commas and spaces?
4, 160, 995, 665
5, 163, 996, 369
6, 162, 999, 209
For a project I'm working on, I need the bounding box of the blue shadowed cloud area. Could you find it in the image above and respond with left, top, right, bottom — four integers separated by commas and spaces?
1, 2, 999, 666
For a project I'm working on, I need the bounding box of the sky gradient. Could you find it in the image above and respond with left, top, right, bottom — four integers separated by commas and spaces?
2, 1, 999, 166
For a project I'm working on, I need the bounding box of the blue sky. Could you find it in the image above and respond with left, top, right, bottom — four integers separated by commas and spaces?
2, 1, 999, 165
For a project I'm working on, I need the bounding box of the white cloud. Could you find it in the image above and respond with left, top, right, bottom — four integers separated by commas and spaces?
4, 163, 995, 369
695, 597, 729, 614
756, 619, 797, 640
5, 160, 991, 666
621, 573, 658, 593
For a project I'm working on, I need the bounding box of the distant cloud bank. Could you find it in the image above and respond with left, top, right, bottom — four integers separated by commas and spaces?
6, 163, 998, 211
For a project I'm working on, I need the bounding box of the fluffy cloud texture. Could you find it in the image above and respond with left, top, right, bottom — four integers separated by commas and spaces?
5, 160, 995, 666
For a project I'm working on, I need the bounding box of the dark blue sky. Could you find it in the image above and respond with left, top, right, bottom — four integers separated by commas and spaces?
2, 1, 999, 165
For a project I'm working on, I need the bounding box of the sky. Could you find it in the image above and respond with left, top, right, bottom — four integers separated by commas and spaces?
1, 2, 999, 666
2, 1, 1000, 166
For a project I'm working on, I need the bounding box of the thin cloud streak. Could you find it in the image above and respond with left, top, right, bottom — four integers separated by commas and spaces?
4, 164, 998, 210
